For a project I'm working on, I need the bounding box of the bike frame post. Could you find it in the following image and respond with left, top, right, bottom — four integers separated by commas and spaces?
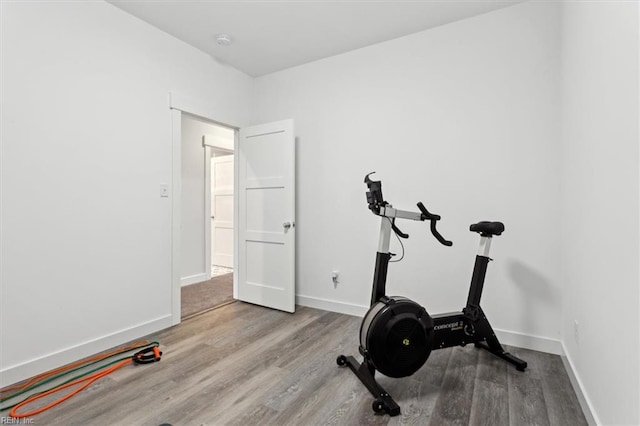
466, 236, 492, 307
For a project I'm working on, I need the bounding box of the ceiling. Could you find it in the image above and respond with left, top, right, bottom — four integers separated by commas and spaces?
107, 0, 524, 77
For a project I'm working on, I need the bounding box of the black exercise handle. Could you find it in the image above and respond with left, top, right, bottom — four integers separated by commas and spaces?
430, 221, 453, 246
391, 219, 409, 239
416, 202, 439, 220
417, 202, 453, 247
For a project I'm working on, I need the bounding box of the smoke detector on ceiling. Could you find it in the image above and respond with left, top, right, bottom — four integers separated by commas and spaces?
216, 34, 232, 46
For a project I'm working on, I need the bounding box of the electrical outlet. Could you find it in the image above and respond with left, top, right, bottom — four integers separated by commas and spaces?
573, 320, 579, 343
331, 271, 339, 286
160, 184, 169, 198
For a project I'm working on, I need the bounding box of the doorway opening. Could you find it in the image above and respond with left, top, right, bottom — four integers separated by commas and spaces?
170, 93, 296, 323
180, 113, 236, 320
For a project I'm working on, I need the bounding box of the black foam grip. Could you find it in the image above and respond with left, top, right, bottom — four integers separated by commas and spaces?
430, 221, 453, 246
391, 221, 409, 239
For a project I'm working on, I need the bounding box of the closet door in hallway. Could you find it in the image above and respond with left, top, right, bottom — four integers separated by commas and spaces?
211, 154, 234, 268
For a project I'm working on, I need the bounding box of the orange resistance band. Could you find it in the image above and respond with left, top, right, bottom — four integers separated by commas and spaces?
9, 358, 133, 418
4, 343, 161, 419
0, 340, 149, 395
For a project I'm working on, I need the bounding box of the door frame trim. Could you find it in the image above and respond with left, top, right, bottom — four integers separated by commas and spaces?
169, 92, 239, 325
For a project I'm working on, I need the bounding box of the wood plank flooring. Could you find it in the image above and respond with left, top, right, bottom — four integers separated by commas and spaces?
17, 303, 588, 425
181, 273, 234, 320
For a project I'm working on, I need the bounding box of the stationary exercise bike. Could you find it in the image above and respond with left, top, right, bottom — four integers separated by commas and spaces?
336, 173, 527, 416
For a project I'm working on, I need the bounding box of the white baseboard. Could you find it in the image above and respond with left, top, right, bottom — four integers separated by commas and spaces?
493, 328, 564, 355
296, 294, 368, 317
181, 273, 209, 287
560, 342, 599, 426
0, 315, 173, 388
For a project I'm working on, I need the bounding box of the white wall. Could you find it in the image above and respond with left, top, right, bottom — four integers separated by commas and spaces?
180, 115, 233, 285
253, 1, 563, 350
560, 2, 639, 425
0, 1, 252, 386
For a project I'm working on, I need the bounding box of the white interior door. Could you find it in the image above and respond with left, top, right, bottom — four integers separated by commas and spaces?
238, 119, 295, 313
211, 155, 234, 268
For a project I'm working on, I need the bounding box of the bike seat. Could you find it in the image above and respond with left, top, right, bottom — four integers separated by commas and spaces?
470, 221, 505, 236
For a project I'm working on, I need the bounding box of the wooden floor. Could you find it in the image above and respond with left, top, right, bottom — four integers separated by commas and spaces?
181, 273, 234, 320
28, 302, 587, 425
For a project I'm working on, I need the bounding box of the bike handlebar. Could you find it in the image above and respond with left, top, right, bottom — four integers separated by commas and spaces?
364, 172, 453, 247
417, 202, 453, 246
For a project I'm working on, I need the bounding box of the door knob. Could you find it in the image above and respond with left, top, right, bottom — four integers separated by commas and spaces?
283, 221, 295, 230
